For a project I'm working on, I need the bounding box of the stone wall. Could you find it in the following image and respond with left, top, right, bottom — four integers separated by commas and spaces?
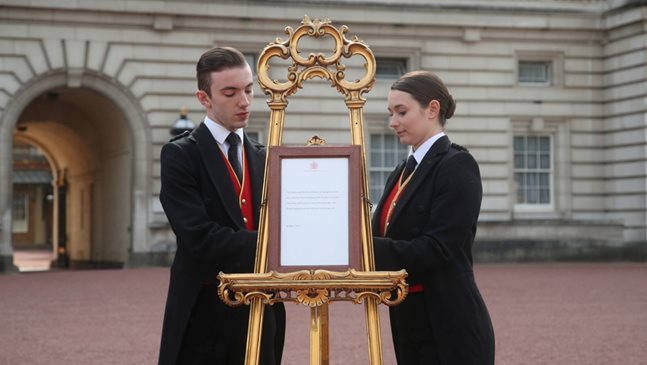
0, 0, 645, 266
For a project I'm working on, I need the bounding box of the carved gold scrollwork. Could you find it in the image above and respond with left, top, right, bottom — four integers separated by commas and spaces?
306, 135, 327, 146
257, 15, 376, 105
297, 288, 330, 307
218, 269, 409, 308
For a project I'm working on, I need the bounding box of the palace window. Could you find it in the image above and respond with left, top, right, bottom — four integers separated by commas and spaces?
376, 57, 408, 80
369, 133, 408, 204
518, 61, 552, 84
12, 192, 28, 233
513, 135, 553, 205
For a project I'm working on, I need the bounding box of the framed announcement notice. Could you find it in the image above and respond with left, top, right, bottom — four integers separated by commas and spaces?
267, 145, 362, 272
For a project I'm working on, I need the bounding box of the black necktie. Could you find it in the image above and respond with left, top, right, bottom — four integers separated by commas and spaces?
401, 155, 417, 182
226, 133, 242, 182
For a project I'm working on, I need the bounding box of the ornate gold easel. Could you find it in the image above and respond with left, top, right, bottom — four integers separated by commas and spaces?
218, 16, 408, 365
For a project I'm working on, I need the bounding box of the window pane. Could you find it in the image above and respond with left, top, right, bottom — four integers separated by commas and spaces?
527, 188, 538, 203
528, 173, 538, 187
527, 154, 537, 169
540, 154, 550, 169
514, 136, 525, 152
376, 58, 407, 79
515, 173, 525, 187
370, 187, 381, 203
539, 173, 549, 187
370, 171, 382, 185
517, 187, 525, 203
387, 153, 399, 167
384, 135, 395, 150
519, 61, 550, 83
371, 134, 382, 149
12, 192, 28, 233
514, 154, 525, 169
370, 151, 381, 167
527, 136, 537, 152
539, 137, 550, 151
12, 194, 26, 220
539, 188, 550, 203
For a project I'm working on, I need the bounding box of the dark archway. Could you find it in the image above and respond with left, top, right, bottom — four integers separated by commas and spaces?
13, 87, 131, 268
1, 71, 151, 272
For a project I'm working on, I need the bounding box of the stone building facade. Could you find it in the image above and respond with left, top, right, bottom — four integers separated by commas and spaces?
1, 0, 646, 271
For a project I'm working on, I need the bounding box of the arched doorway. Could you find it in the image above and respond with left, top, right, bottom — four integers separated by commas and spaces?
5, 81, 142, 269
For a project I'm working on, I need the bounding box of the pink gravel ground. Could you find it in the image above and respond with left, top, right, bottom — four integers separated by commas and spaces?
1, 253, 646, 365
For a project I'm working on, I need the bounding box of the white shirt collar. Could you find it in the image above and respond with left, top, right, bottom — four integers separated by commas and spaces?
203, 116, 244, 148
409, 131, 446, 165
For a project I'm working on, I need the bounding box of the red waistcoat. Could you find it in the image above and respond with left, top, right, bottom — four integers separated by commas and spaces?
222, 149, 255, 230
379, 170, 413, 237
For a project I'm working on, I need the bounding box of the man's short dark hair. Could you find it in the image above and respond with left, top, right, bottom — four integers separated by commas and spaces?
196, 46, 248, 96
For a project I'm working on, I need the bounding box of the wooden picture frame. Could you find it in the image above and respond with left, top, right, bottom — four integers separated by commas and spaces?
267, 145, 362, 272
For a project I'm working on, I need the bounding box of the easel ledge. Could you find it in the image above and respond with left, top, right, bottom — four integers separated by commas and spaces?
218, 269, 409, 308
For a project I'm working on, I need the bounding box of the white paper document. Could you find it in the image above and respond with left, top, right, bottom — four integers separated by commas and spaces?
280, 157, 349, 266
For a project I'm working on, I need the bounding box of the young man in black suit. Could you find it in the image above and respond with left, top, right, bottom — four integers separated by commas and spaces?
158, 46, 285, 365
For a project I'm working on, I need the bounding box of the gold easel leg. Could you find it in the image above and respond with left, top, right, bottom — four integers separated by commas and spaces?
365, 298, 383, 365
245, 299, 265, 365
321, 303, 329, 365
310, 303, 330, 365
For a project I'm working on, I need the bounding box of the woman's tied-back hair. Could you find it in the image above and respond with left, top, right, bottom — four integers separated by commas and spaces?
390, 70, 456, 126
196, 46, 248, 96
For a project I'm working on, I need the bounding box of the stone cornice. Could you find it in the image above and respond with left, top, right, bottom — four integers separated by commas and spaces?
0, 0, 613, 31
0, 0, 620, 15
